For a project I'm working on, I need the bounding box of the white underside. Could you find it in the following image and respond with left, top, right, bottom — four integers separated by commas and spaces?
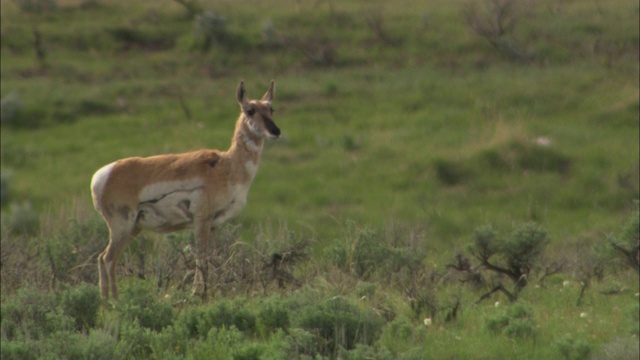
137, 181, 250, 231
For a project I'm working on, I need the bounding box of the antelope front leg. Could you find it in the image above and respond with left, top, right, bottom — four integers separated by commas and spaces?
192, 219, 214, 298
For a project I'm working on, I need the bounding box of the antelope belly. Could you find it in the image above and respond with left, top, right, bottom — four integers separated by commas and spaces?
136, 189, 202, 232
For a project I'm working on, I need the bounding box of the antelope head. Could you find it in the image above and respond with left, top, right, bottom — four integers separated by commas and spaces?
237, 80, 280, 139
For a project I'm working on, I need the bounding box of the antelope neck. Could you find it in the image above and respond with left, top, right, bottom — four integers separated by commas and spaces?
230, 118, 264, 162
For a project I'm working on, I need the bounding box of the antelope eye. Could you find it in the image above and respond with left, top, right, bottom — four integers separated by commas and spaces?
246, 108, 255, 116
270, 108, 275, 115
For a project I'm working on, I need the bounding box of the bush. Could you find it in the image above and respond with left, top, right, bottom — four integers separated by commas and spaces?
0, 340, 37, 360
1, 287, 73, 341
1, 93, 24, 127
257, 297, 290, 335
485, 302, 537, 340
325, 223, 423, 280
296, 296, 384, 357
609, 204, 639, 274
60, 284, 101, 332
433, 157, 470, 186
191, 326, 244, 360
0, 93, 45, 129
4, 202, 39, 236
468, 223, 549, 292
178, 299, 257, 339
556, 334, 592, 360
44, 217, 108, 285
117, 280, 174, 332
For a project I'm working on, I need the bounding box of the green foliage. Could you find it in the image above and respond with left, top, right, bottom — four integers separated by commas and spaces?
326, 223, 423, 280
556, 334, 592, 360
501, 223, 549, 275
60, 284, 101, 332
257, 297, 290, 335
117, 280, 174, 332
609, 204, 640, 273
0, 0, 638, 358
44, 218, 108, 285
469, 222, 549, 290
0, 339, 37, 360
0, 287, 73, 341
178, 299, 257, 339
296, 296, 385, 357
191, 326, 244, 360
485, 302, 536, 340
0, 93, 24, 128
433, 157, 470, 186
2, 202, 39, 236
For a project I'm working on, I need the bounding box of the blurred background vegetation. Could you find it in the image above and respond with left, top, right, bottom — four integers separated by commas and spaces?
1, 0, 638, 358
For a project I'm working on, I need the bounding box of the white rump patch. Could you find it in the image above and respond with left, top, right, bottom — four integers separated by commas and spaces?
91, 162, 115, 211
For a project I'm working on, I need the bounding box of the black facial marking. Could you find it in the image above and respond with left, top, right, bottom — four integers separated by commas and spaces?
264, 116, 281, 137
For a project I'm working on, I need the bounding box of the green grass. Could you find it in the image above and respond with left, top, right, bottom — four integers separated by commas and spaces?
1, 0, 639, 358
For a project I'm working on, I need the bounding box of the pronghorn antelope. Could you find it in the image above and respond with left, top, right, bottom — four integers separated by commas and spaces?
91, 80, 280, 299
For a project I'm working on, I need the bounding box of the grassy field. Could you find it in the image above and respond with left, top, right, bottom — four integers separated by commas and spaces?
1, 0, 639, 359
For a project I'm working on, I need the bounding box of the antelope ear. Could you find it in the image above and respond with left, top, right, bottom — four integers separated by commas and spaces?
262, 80, 275, 103
237, 81, 249, 107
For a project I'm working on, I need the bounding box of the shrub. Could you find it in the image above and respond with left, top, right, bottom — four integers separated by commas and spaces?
60, 283, 101, 332
468, 223, 549, 292
0, 93, 24, 127
609, 204, 639, 274
433, 157, 469, 186
0, 287, 73, 341
116, 321, 154, 359
0, 340, 36, 360
191, 326, 244, 360
556, 334, 592, 360
462, 0, 535, 62
117, 280, 174, 332
325, 223, 423, 281
485, 302, 537, 340
257, 297, 290, 335
4, 202, 39, 236
178, 300, 257, 339
296, 296, 384, 357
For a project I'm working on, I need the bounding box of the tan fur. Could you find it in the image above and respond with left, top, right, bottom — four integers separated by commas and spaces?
91, 81, 279, 299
